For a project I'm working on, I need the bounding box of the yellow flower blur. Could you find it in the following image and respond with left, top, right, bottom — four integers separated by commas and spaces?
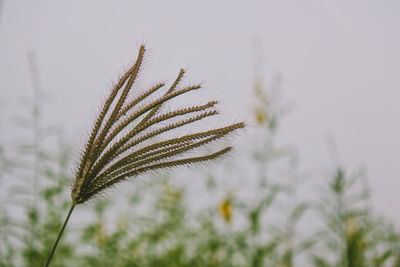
219, 197, 233, 223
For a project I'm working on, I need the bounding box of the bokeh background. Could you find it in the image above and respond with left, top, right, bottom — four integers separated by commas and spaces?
1, 0, 399, 220
0, 1, 399, 266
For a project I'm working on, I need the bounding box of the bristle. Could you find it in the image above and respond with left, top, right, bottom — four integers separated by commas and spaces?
95, 84, 202, 155
92, 46, 146, 158
100, 132, 229, 182
75, 53, 138, 181
88, 122, 243, 196
116, 82, 165, 119
135, 69, 186, 128
88, 102, 219, 179
82, 147, 232, 203
112, 110, 219, 158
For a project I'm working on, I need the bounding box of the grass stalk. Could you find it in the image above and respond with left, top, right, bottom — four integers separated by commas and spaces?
44, 203, 75, 267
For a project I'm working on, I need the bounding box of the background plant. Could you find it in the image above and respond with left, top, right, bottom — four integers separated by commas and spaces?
0, 51, 399, 267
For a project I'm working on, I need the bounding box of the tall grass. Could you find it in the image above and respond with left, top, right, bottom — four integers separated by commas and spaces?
44, 45, 243, 266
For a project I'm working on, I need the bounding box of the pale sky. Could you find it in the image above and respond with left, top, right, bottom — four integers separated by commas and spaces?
0, 1, 399, 222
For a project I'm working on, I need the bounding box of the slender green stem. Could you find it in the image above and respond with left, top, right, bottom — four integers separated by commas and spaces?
44, 203, 76, 267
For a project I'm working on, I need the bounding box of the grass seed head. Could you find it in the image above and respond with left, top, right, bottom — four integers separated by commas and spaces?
71, 45, 245, 205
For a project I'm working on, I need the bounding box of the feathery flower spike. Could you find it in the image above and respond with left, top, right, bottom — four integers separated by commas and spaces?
44, 45, 244, 267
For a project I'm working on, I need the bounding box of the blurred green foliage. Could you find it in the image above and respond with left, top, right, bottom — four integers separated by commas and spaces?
0, 73, 399, 267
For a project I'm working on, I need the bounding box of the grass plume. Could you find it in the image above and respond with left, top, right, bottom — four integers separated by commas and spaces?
45, 45, 244, 266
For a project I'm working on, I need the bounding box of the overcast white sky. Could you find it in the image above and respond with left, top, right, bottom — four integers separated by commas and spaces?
0, 1, 399, 221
